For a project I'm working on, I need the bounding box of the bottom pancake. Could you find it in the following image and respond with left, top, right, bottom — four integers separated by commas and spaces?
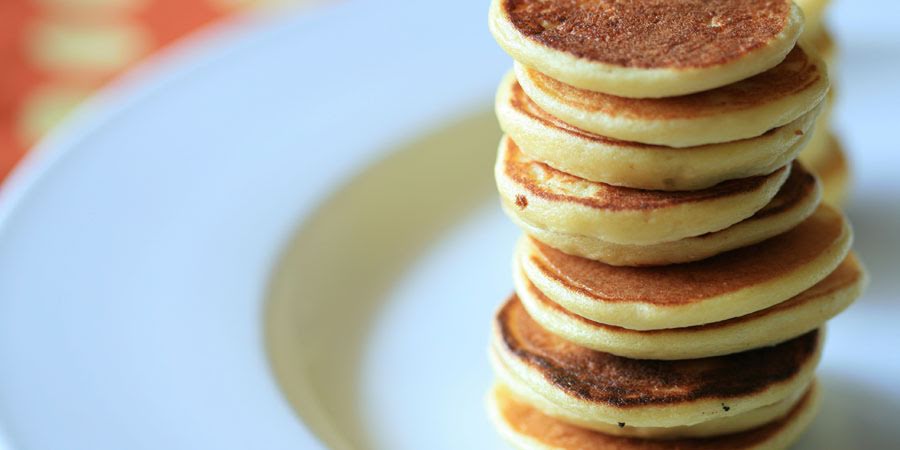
513, 254, 865, 359
487, 382, 820, 450
800, 132, 849, 206
491, 349, 810, 439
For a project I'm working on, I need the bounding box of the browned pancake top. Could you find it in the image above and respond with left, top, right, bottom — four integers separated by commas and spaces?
493, 383, 814, 449
503, 138, 788, 211
496, 298, 820, 407
524, 46, 823, 119
525, 253, 861, 334
527, 205, 845, 306
507, 79, 801, 148
503, 0, 794, 69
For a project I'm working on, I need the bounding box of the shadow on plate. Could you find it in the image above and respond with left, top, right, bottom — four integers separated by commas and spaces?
265, 109, 500, 449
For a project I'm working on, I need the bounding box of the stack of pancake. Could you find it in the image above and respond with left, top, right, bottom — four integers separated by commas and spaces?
795, 0, 848, 205
485, 1, 868, 449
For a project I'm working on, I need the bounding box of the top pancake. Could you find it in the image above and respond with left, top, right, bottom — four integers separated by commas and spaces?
489, 0, 803, 98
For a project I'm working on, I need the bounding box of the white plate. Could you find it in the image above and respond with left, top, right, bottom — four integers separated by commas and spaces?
0, 1, 898, 449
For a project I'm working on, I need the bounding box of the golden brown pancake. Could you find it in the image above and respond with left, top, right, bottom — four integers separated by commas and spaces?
518, 204, 852, 329
801, 132, 850, 206
804, 27, 837, 69
515, 46, 829, 146
496, 136, 791, 245
489, 0, 803, 97
488, 382, 820, 450
496, 72, 818, 191
491, 298, 823, 428
796, 0, 830, 37
818, 137, 849, 206
507, 161, 820, 266
494, 344, 811, 439
514, 253, 865, 359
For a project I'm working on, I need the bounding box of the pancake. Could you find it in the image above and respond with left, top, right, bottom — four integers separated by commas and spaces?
487, 382, 820, 450
796, 0, 830, 37
505, 162, 820, 266
495, 71, 818, 191
493, 347, 810, 439
490, 298, 823, 428
514, 45, 830, 147
806, 88, 835, 155
818, 141, 849, 206
488, 0, 803, 98
518, 204, 852, 330
800, 99, 837, 162
800, 121, 833, 169
496, 137, 791, 246
803, 27, 837, 69
801, 133, 849, 206
514, 253, 865, 359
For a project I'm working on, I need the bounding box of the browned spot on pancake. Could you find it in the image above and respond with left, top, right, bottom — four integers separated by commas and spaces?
502, 138, 786, 211
515, 194, 529, 209
524, 254, 861, 334
795, 129, 805, 135
496, 297, 819, 406
527, 206, 844, 305
503, 0, 793, 69
524, 46, 823, 119
508, 79, 784, 148
494, 383, 814, 449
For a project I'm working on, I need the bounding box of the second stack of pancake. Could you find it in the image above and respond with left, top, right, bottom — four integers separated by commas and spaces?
796, 0, 850, 205
486, 1, 867, 448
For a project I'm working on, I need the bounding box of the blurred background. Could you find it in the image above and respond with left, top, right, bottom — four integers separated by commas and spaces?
0, 0, 306, 181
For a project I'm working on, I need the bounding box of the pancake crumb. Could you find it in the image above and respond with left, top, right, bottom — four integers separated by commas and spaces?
516, 194, 529, 209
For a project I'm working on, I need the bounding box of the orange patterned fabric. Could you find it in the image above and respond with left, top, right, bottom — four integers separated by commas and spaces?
0, 0, 258, 182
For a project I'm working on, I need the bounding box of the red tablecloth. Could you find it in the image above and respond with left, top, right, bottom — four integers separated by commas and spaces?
0, 0, 260, 182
